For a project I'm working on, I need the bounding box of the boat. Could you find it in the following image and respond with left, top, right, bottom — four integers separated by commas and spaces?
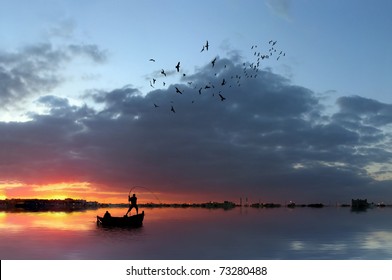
96, 211, 144, 227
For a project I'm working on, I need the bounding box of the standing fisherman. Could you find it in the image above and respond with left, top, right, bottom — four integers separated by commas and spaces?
125, 193, 138, 216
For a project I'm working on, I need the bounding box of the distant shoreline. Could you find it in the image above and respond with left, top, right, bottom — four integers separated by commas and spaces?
1, 198, 390, 212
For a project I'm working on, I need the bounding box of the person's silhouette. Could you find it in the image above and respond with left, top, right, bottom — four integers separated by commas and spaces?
125, 194, 138, 216
103, 210, 111, 219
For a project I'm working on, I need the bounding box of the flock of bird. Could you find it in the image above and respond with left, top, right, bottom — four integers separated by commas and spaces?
148, 40, 285, 113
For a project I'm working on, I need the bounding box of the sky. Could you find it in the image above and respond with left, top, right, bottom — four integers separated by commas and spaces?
1, 0, 392, 204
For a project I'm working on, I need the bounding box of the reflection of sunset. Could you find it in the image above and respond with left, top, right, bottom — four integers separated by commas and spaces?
0, 211, 94, 232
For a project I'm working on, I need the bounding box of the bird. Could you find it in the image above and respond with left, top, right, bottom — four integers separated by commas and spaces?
205, 40, 209, 51
171, 106, 176, 113
200, 45, 205, 52
149, 58, 156, 62
161, 69, 166, 76
221, 78, 226, 86
198, 87, 202, 94
211, 57, 217, 67
175, 87, 183, 94
175, 62, 180, 72
204, 85, 211, 89
154, 103, 159, 108
218, 93, 226, 101
152, 78, 156, 84
150, 81, 154, 88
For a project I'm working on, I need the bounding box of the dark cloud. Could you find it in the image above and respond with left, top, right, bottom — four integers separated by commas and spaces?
336, 95, 392, 126
0, 43, 64, 105
1, 57, 392, 203
0, 42, 107, 107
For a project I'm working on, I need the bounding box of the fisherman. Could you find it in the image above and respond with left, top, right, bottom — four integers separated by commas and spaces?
103, 210, 111, 219
125, 193, 138, 216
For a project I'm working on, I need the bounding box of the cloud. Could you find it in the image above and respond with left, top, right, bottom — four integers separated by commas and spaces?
265, 0, 291, 21
336, 95, 392, 126
46, 18, 76, 39
68, 44, 108, 63
0, 42, 107, 109
0, 43, 64, 105
1, 56, 392, 203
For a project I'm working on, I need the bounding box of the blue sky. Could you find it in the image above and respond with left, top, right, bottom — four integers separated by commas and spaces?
1, 0, 391, 108
1, 0, 392, 203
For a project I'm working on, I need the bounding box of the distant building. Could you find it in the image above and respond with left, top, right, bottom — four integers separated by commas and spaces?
351, 199, 369, 209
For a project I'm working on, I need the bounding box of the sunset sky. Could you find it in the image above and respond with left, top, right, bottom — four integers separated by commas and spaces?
1, 0, 392, 204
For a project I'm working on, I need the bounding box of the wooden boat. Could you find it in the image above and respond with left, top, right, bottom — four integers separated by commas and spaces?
96, 211, 144, 227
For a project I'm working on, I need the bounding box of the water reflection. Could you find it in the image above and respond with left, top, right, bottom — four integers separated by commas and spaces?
361, 231, 392, 250
1, 207, 392, 259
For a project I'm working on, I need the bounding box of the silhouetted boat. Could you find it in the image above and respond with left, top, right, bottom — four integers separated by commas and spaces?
96, 211, 144, 227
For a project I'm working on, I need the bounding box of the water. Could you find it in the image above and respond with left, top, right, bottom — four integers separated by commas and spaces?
1, 206, 392, 259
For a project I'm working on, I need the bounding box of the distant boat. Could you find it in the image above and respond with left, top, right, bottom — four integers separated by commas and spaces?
96, 211, 144, 227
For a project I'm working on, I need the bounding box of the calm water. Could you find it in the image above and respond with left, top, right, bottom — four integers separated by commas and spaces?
1, 206, 392, 259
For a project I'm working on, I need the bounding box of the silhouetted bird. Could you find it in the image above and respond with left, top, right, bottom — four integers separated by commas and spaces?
205, 85, 211, 89
149, 58, 156, 62
152, 78, 156, 84
171, 106, 176, 113
205, 40, 209, 51
218, 94, 226, 101
211, 57, 217, 67
175, 62, 180, 72
221, 78, 226, 86
199, 87, 202, 94
154, 103, 159, 108
161, 69, 166, 76
150, 81, 154, 88
175, 87, 183, 94
200, 46, 205, 52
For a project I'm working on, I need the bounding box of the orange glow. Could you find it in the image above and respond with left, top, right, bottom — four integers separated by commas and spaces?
0, 179, 238, 204
0, 211, 93, 232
